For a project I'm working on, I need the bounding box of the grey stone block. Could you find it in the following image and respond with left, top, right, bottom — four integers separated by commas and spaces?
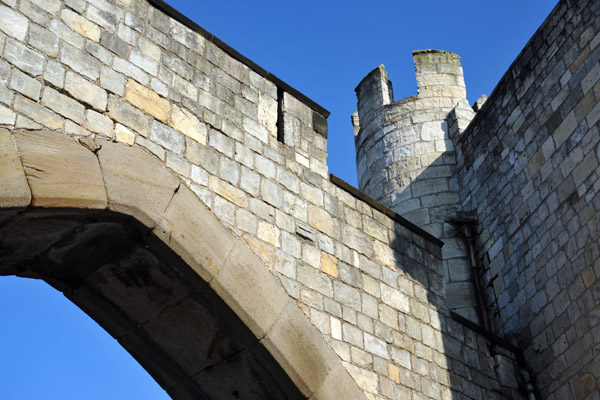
4, 38, 45, 76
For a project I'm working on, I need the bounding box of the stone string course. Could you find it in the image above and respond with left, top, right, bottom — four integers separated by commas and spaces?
454, 0, 600, 399
0, 0, 592, 399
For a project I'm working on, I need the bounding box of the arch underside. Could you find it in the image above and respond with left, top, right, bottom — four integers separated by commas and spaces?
0, 128, 366, 400
0, 208, 303, 399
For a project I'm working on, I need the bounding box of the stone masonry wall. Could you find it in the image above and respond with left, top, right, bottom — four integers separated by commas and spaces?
353, 52, 481, 324
0, 0, 522, 398
454, 0, 600, 398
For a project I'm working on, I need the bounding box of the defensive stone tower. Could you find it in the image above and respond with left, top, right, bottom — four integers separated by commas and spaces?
353, 50, 481, 322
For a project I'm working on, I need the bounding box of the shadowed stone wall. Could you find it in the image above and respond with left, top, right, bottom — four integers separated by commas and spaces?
454, 0, 600, 398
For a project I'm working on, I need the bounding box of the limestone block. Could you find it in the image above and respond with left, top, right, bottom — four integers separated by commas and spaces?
60, 42, 100, 80
85, 110, 113, 137
321, 252, 338, 277
44, 61, 65, 89
130, 48, 158, 75
96, 140, 179, 228
150, 120, 185, 154
0, 5, 28, 41
261, 300, 337, 396
125, 79, 170, 122
61, 8, 101, 42
13, 95, 64, 130
210, 238, 290, 338
153, 184, 236, 283
13, 129, 107, 209
29, 0, 61, 16
170, 105, 206, 145
100, 66, 126, 96
108, 95, 150, 136
41, 87, 85, 124
208, 176, 248, 208
15, 116, 42, 130
28, 24, 59, 58
0, 104, 15, 125
65, 72, 108, 111
0, 128, 31, 209
114, 124, 135, 145
113, 58, 149, 86
4, 38, 44, 77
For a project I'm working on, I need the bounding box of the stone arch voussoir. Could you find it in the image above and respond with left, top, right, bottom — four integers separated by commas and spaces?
0, 128, 366, 400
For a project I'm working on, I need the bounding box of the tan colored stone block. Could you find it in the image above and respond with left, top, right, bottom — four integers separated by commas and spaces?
257, 221, 280, 247
582, 267, 595, 288
125, 79, 170, 123
320, 252, 338, 277
0, 128, 31, 209
115, 124, 135, 145
261, 300, 337, 397
308, 205, 336, 236
310, 363, 367, 400
388, 363, 400, 383
96, 140, 179, 229
61, 9, 101, 41
243, 234, 276, 269
210, 238, 290, 339
153, 184, 235, 283
170, 105, 207, 145
208, 176, 248, 208
13, 130, 106, 209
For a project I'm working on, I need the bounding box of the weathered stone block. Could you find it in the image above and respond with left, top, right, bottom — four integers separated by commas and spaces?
113, 58, 149, 85
13, 95, 64, 130
96, 140, 180, 228
0, 104, 15, 125
4, 38, 44, 76
211, 238, 290, 338
150, 120, 185, 155
153, 184, 235, 283
108, 95, 150, 136
28, 23, 59, 57
64, 72, 108, 112
85, 110, 113, 137
60, 42, 100, 80
262, 300, 337, 397
100, 66, 126, 96
115, 123, 135, 145
61, 8, 101, 41
125, 79, 170, 122
41, 87, 85, 124
0, 128, 31, 209
0, 5, 28, 41
13, 129, 107, 209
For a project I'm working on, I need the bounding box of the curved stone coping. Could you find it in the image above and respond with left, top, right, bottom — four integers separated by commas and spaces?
0, 128, 366, 400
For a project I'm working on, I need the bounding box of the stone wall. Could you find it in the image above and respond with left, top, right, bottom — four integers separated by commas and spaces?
454, 0, 600, 398
353, 52, 481, 324
0, 0, 526, 398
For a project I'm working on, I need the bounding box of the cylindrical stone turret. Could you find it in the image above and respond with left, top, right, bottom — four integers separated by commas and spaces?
353, 50, 481, 323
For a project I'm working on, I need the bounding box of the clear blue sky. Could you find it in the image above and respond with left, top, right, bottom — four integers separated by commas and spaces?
1, 1, 558, 399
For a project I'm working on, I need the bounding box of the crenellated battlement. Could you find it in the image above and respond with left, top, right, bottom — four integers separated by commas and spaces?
353, 50, 480, 324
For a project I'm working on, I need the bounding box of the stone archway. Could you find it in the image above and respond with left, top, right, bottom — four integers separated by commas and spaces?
0, 128, 365, 400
